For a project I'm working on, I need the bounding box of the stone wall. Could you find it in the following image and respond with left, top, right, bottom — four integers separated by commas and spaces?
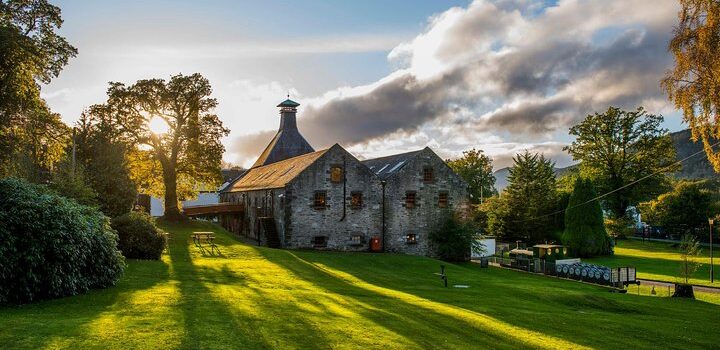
285, 144, 383, 251
383, 148, 469, 255
221, 188, 283, 246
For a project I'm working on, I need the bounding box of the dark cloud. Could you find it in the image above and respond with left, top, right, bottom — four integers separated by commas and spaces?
232, 0, 678, 165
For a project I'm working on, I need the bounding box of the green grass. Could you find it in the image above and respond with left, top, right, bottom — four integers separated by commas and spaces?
586, 239, 719, 287
1, 222, 719, 349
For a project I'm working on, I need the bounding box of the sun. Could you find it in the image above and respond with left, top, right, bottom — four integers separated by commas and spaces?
148, 117, 169, 135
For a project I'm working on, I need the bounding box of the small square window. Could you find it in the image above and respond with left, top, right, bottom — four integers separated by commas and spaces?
314, 191, 327, 209
406, 233, 417, 244
423, 167, 434, 183
350, 235, 362, 245
351, 192, 363, 209
405, 192, 416, 209
313, 236, 327, 248
438, 192, 448, 208
330, 166, 343, 183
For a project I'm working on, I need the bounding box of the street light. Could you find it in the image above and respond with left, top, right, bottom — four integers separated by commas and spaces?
710, 218, 715, 283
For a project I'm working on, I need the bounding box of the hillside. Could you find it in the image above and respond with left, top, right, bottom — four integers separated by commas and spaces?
493, 129, 717, 192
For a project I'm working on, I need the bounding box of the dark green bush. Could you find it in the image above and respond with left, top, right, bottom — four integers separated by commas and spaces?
111, 212, 166, 260
429, 212, 482, 262
0, 178, 124, 304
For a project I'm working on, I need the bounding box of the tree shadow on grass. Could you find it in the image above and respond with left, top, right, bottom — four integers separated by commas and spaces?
292, 252, 720, 349
253, 248, 563, 350
168, 226, 340, 350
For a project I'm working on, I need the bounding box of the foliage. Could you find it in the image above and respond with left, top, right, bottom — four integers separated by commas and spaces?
75, 113, 137, 218
111, 212, 166, 260
88, 73, 229, 220
447, 148, 496, 203
562, 178, 612, 257
501, 151, 558, 243
0, 0, 76, 174
678, 234, 702, 285
604, 216, 635, 239
638, 179, 720, 237
663, 0, 720, 172
48, 158, 98, 207
0, 177, 124, 304
429, 212, 482, 261
565, 106, 677, 219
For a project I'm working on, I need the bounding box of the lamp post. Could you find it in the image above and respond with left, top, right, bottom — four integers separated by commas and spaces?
710, 218, 715, 283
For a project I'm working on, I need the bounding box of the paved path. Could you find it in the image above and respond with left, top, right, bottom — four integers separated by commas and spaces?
638, 279, 720, 294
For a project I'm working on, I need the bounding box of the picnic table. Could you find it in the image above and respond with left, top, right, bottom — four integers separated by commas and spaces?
192, 231, 219, 254
192, 231, 215, 244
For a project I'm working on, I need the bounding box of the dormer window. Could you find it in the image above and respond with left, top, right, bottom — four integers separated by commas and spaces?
331, 166, 343, 183
423, 167, 434, 183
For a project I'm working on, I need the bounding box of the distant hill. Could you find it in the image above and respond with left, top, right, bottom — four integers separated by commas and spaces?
492, 129, 717, 192
670, 129, 716, 179
493, 165, 576, 192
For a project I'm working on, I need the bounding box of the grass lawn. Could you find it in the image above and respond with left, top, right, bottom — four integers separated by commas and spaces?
1, 222, 719, 349
586, 239, 719, 287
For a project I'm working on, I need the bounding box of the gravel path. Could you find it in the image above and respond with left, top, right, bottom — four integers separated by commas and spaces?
638, 279, 720, 294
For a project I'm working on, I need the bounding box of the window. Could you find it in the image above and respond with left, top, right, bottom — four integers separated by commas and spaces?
312, 236, 327, 248
330, 166, 343, 183
314, 191, 327, 209
406, 233, 417, 244
423, 167, 434, 183
405, 191, 417, 209
438, 192, 448, 208
350, 235, 362, 246
351, 192, 363, 209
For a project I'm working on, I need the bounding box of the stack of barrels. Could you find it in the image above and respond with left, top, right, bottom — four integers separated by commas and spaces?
555, 262, 612, 285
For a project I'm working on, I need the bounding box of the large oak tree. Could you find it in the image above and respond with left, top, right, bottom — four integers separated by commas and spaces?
90, 73, 229, 219
565, 106, 677, 219
663, 0, 720, 172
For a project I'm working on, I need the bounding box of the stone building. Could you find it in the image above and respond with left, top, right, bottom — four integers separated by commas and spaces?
218, 99, 469, 256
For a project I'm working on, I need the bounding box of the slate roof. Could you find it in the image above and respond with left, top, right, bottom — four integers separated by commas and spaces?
361, 150, 423, 180
228, 149, 329, 192
251, 129, 315, 168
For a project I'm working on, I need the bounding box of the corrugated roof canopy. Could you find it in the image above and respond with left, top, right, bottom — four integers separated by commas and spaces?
229, 149, 328, 192
362, 150, 422, 179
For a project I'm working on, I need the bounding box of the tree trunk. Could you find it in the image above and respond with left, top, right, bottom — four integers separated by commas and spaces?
162, 166, 182, 221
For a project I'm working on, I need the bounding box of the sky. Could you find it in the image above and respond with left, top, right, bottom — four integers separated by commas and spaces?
43, 0, 684, 169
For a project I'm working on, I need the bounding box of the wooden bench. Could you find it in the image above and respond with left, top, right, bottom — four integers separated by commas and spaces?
192, 232, 218, 254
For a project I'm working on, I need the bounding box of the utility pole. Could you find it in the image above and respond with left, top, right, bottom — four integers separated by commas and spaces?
710, 218, 715, 283
71, 127, 77, 177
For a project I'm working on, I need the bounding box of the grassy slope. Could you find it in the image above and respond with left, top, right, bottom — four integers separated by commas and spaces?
0, 221, 718, 349
586, 239, 719, 287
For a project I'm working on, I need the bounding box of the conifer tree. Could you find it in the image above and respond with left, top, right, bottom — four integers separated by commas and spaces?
562, 178, 612, 257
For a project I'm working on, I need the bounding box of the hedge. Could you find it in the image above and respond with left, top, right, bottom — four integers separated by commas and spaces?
111, 212, 166, 260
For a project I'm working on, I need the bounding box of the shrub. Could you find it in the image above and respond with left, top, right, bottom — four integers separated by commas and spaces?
429, 212, 482, 261
111, 212, 166, 260
0, 178, 124, 304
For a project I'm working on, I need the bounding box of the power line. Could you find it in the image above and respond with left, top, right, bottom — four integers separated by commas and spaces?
510, 140, 720, 223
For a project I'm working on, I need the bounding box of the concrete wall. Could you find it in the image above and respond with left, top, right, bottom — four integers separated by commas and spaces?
285, 144, 383, 251
383, 148, 470, 256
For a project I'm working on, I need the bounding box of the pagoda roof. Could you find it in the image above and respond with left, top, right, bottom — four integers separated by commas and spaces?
277, 99, 300, 108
